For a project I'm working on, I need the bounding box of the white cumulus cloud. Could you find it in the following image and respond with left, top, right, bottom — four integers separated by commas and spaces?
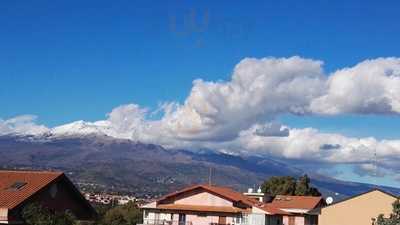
2, 56, 400, 179
0, 115, 49, 135
162, 56, 325, 141
311, 58, 400, 114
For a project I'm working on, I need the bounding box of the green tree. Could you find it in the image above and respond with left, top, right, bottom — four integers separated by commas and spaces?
295, 175, 321, 196
307, 187, 322, 197
375, 199, 400, 225
261, 176, 296, 196
261, 175, 321, 196
101, 201, 142, 225
22, 203, 76, 225
294, 174, 310, 196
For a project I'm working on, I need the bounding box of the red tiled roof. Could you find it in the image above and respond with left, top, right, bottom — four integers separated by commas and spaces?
268, 195, 323, 210
0, 170, 63, 210
255, 203, 292, 215
154, 184, 323, 216
158, 184, 255, 207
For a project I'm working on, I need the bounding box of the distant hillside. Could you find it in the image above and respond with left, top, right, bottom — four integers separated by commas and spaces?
0, 134, 399, 200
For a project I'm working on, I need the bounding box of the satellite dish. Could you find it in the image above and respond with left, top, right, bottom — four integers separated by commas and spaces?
326, 197, 334, 205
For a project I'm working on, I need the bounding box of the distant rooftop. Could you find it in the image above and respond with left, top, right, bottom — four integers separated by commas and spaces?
0, 170, 63, 209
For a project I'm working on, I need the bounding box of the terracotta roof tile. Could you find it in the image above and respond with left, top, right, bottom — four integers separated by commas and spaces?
0, 170, 63, 210
255, 204, 292, 215
158, 184, 255, 207
268, 195, 323, 210
154, 184, 324, 216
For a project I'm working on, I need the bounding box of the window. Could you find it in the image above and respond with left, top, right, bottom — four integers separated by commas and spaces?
144, 210, 149, 219
234, 214, 248, 224
155, 213, 160, 222
289, 216, 295, 225
218, 216, 227, 225
49, 184, 58, 198
178, 214, 186, 225
234, 215, 239, 224
8, 181, 27, 190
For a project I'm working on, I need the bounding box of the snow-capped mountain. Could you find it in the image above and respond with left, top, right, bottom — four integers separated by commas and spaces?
0, 119, 135, 141
51, 120, 112, 137
1, 133, 400, 198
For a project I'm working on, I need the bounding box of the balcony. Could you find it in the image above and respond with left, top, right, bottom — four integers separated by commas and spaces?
210, 223, 236, 225
140, 219, 193, 225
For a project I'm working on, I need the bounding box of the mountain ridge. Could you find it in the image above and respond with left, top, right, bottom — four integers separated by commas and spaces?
0, 134, 399, 201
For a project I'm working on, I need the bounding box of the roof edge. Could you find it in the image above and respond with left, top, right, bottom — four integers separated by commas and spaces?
322, 188, 399, 209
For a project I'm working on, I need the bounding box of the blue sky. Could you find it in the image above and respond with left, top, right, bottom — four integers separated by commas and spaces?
1, 0, 400, 127
1, 0, 400, 186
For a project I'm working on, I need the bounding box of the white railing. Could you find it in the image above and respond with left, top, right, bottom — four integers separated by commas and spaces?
210, 223, 237, 225
140, 219, 193, 225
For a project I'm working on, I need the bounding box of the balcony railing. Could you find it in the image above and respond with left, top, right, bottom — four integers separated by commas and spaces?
140, 219, 193, 225
210, 223, 234, 225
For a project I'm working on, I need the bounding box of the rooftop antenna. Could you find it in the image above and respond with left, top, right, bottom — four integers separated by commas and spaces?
208, 167, 212, 186
373, 148, 378, 187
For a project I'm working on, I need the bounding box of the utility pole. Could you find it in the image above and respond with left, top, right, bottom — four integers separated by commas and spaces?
374, 148, 378, 186
208, 167, 212, 186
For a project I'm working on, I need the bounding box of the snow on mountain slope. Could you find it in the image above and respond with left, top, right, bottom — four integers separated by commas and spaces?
51, 120, 111, 136
0, 134, 399, 198
50, 120, 140, 140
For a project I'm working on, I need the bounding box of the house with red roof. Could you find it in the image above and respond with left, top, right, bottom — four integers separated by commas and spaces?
0, 170, 97, 224
140, 184, 324, 225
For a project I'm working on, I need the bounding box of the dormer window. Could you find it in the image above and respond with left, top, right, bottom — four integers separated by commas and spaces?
8, 181, 27, 190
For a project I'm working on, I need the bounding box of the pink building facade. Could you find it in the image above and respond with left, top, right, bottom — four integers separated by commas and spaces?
140, 185, 323, 225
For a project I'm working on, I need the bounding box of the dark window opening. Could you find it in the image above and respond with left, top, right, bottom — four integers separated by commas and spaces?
178, 214, 186, 225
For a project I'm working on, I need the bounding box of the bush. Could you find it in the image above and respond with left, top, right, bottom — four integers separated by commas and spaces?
374, 199, 400, 225
97, 201, 142, 225
22, 203, 76, 225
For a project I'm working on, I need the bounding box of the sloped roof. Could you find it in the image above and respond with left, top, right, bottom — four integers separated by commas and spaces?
268, 195, 323, 210
158, 184, 255, 207
255, 203, 292, 215
154, 184, 324, 215
0, 170, 63, 209
322, 188, 398, 208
